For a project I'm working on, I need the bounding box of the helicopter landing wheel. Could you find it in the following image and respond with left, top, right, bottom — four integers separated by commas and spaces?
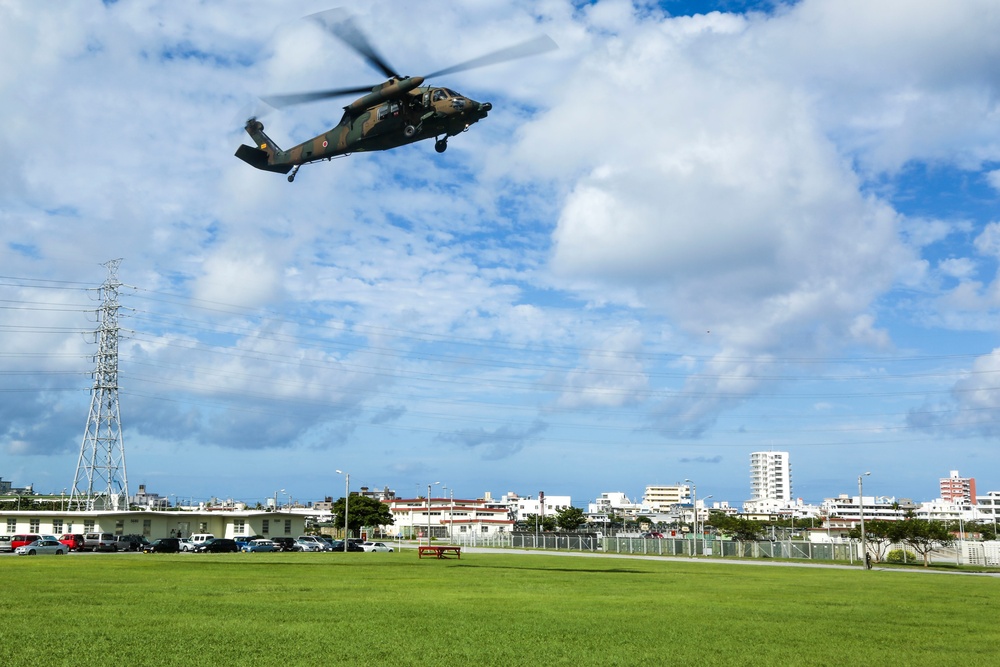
287, 165, 300, 183
404, 125, 417, 138
434, 138, 448, 153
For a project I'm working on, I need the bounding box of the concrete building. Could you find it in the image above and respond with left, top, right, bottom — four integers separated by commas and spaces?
941, 470, 976, 505
384, 496, 513, 539
642, 485, 691, 513
748, 451, 792, 508
588, 492, 644, 516
977, 491, 1000, 526
1, 508, 306, 541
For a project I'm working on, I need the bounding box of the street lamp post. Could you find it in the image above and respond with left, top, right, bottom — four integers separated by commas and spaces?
684, 479, 696, 556
859, 472, 871, 569
427, 482, 440, 546
336, 470, 349, 553
701, 495, 713, 555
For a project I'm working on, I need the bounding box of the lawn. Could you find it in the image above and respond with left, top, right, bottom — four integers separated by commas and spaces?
4, 550, 998, 666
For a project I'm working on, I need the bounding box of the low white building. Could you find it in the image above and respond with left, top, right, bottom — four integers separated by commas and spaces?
1, 508, 306, 541
588, 492, 644, 516
383, 496, 513, 540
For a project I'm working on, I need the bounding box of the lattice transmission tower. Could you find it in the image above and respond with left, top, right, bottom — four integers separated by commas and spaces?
69, 259, 130, 511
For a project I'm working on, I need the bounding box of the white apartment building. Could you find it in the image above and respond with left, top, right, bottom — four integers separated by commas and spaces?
749, 451, 792, 506
977, 491, 1000, 523
588, 492, 644, 516
642, 485, 691, 513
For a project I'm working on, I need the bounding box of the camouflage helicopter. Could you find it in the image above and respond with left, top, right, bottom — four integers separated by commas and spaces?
236, 9, 556, 182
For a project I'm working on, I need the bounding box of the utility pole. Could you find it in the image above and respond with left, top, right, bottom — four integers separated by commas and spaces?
69, 259, 130, 511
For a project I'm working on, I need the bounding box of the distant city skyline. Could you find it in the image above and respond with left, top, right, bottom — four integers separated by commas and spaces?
4, 1, 1000, 506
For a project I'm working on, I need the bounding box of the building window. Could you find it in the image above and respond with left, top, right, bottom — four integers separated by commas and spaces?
7, 518, 16, 532
284, 519, 292, 535
460, 526, 467, 533
198, 522, 208, 533
65, 522, 73, 533
53, 520, 63, 534
262, 519, 269, 535
115, 520, 124, 535
481, 526, 489, 533
29, 519, 39, 532
234, 520, 245, 535
84, 520, 95, 531
143, 519, 151, 537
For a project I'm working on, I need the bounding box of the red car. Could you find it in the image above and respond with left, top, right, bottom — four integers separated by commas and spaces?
59, 533, 87, 552
11, 534, 41, 550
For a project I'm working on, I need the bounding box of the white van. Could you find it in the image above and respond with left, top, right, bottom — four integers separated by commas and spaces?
186, 533, 215, 550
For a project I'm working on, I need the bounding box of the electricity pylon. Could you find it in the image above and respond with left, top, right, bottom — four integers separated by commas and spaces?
69, 259, 130, 511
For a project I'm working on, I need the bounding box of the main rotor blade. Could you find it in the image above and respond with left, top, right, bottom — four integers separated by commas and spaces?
260, 84, 375, 109
425, 35, 558, 79
307, 8, 400, 80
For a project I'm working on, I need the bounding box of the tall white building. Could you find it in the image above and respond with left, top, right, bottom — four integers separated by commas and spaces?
748, 451, 792, 507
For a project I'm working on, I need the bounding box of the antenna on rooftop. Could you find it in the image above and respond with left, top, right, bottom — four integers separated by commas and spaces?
68, 259, 130, 511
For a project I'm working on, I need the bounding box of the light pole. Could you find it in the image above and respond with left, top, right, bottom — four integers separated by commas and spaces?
336, 470, 349, 553
684, 479, 696, 556
701, 495, 713, 555
427, 482, 439, 545
859, 472, 871, 569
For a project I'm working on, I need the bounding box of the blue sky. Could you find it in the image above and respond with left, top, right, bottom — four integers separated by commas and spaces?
2, 0, 1000, 509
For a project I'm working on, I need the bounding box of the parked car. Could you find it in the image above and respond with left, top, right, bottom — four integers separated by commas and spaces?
270, 536, 297, 552
187, 533, 216, 550
234, 535, 266, 549
361, 541, 394, 553
84, 532, 117, 552
294, 538, 324, 552
59, 534, 87, 552
0, 535, 13, 552
295, 535, 331, 551
15, 538, 67, 556
331, 540, 364, 552
241, 539, 279, 553
10, 534, 42, 550
179, 538, 197, 552
195, 538, 239, 553
143, 538, 181, 553
114, 534, 150, 552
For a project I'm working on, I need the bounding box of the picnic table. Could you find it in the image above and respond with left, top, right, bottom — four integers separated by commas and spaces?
418, 545, 461, 559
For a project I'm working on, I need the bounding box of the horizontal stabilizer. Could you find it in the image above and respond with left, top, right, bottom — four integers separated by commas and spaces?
235, 144, 293, 174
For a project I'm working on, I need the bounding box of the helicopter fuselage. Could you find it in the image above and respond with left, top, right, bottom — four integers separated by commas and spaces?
236, 79, 492, 180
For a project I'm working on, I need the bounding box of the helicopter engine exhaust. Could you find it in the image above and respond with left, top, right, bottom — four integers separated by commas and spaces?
345, 76, 424, 114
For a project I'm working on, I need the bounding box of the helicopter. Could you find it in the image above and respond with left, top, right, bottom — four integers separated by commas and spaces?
235, 9, 556, 182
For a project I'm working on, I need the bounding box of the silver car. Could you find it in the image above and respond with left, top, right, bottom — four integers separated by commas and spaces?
15, 539, 68, 556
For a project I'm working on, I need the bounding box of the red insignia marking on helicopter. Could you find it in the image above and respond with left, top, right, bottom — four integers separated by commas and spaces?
323, 140, 329, 148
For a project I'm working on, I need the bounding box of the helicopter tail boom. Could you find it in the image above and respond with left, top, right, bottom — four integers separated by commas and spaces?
235, 119, 293, 174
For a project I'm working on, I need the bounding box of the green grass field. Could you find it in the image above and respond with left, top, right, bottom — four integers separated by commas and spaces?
4, 550, 999, 666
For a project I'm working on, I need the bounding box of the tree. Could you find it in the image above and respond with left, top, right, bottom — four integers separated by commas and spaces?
707, 513, 764, 546
848, 519, 902, 562
521, 513, 557, 532
556, 506, 587, 531
331, 495, 394, 534
898, 519, 954, 567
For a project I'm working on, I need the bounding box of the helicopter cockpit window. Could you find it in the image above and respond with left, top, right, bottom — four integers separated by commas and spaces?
444, 89, 460, 98
432, 89, 449, 102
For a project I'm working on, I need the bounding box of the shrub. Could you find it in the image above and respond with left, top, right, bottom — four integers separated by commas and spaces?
886, 549, 918, 564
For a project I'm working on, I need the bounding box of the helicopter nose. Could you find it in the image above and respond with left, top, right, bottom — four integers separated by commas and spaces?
480, 102, 492, 113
